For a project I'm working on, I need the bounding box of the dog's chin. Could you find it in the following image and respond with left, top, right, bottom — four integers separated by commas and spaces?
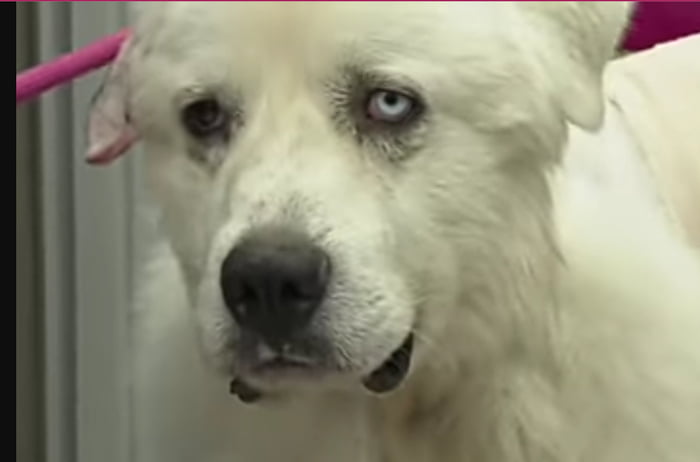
229, 333, 415, 404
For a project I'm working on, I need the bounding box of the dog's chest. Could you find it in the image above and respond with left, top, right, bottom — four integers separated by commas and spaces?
372, 385, 461, 462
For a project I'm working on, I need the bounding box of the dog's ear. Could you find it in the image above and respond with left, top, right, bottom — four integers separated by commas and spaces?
521, 2, 632, 131
85, 36, 139, 165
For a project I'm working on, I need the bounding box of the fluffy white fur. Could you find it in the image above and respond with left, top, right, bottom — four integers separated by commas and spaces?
88, 3, 700, 461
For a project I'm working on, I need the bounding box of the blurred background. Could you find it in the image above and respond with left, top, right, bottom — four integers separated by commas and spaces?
16, 3, 153, 462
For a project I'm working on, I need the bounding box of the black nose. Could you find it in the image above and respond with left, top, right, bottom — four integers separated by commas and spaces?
220, 227, 331, 344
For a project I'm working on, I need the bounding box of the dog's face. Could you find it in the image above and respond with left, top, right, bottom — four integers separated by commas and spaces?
88, 3, 630, 396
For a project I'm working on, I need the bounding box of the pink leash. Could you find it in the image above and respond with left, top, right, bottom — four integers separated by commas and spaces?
16, 29, 130, 105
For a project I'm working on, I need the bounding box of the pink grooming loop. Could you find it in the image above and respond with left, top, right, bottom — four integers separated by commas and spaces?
16, 29, 130, 105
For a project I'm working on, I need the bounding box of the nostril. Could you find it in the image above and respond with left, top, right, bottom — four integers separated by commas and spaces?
220, 265, 260, 321
280, 281, 304, 302
240, 283, 258, 305
301, 251, 331, 294
233, 283, 258, 318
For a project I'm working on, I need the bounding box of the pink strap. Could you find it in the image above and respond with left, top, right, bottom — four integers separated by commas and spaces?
16, 29, 130, 105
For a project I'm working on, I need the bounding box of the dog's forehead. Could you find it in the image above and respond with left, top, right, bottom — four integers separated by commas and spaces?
131, 2, 512, 68
125, 2, 535, 123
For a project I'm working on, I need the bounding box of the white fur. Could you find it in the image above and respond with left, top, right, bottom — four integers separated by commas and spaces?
91, 3, 700, 461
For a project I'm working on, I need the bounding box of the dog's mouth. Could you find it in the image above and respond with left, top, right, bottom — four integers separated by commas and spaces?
229, 333, 414, 403
362, 333, 414, 394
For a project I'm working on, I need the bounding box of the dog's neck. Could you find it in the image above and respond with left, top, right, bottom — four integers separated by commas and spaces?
373, 248, 564, 462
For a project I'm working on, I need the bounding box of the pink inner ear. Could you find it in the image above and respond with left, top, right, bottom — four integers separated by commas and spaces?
86, 77, 139, 165
85, 36, 139, 166
86, 106, 139, 164
86, 127, 138, 165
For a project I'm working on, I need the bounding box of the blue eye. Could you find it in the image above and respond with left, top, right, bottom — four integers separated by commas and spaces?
366, 90, 417, 124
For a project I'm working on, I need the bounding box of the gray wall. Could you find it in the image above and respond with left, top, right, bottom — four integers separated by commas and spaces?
17, 3, 44, 462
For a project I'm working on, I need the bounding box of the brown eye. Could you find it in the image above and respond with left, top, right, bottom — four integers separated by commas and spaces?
366, 90, 418, 124
182, 98, 230, 139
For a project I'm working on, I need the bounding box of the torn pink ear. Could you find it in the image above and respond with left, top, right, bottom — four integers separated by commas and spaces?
86, 38, 139, 165
86, 98, 139, 165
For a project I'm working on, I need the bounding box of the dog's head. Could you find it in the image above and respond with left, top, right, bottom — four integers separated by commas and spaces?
87, 2, 630, 397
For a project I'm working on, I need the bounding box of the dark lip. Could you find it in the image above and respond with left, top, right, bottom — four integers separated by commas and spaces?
229, 358, 318, 403
251, 357, 315, 373
229, 377, 263, 403
362, 333, 414, 394
229, 334, 415, 404
229, 356, 329, 404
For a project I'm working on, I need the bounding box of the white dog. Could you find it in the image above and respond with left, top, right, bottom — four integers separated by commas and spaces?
86, 2, 700, 461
